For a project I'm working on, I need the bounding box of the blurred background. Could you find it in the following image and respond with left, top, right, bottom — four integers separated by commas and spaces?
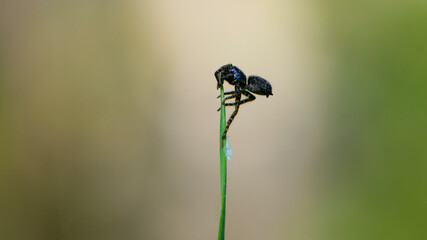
0, 0, 426, 239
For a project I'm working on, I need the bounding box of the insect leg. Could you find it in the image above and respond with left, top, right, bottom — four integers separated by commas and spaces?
221, 94, 242, 147
217, 91, 238, 98
222, 94, 240, 104
216, 91, 242, 112
219, 91, 256, 108
236, 90, 256, 105
217, 93, 240, 111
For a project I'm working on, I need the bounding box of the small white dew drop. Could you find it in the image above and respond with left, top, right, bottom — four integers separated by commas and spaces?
225, 137, 233, 161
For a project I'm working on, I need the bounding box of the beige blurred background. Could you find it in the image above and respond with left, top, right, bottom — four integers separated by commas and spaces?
0, 1, 426, 240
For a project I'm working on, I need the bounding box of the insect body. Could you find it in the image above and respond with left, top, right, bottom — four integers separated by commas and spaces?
215, 64, 273, 146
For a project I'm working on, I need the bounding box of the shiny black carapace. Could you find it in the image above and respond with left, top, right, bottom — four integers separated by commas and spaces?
215, 64, 273, 145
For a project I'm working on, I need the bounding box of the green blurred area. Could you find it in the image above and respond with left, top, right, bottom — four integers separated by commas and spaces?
314, 1, 427, 239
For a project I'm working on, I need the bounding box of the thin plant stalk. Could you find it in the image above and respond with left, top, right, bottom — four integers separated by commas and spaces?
218, 85, 227, 240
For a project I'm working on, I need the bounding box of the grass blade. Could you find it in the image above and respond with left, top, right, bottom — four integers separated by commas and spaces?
218, 85, 227, 240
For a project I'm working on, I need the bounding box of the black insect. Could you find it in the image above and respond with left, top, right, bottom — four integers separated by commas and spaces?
215, 64, 273, 146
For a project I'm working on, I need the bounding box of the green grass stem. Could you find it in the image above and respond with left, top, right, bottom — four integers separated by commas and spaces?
218, 85, 227, 240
